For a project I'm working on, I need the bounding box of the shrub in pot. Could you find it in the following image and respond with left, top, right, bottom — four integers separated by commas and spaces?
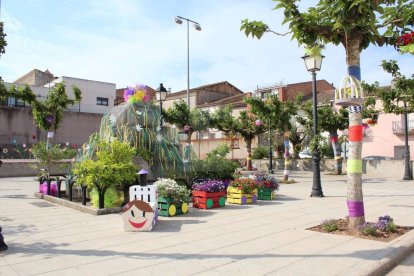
73, 139, 137, 209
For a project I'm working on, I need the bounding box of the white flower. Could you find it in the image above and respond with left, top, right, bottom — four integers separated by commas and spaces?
156, 126, 161, 132
172, 124, 176, 129
136, 110, 142, 116
156, 134, 163, 142
136, 124, 143, 132
183, 159, 189, 164
109, 114, 116, 123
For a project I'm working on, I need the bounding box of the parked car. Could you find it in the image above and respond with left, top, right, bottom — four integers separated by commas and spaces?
299, 150, 313, 159
362, 156, 392, 161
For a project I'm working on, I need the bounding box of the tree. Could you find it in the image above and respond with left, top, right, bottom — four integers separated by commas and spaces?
1, 82, 81, 131
241, 0, 414, 229
376, 60, 414, 179
245, 94, 298, 181
211, 105, 265, 171
289, 125, 307, 160
163, 100, 210, 161
236, 110, 266, 171
0, 21, 6, 58
73, 139, 137, 209
297, 101, 349, 174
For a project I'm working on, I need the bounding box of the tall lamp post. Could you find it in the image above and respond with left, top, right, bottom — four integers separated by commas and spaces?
302, 54, 325, 197
174, 16, 202, 110
402, 97, 413, 180
156, 83, 168, 127
268, 119, 274, 173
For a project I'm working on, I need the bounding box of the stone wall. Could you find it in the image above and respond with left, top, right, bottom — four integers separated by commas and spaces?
0, 106, 103, 148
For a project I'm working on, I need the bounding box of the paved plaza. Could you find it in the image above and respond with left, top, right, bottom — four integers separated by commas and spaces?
0, 171, 414, 275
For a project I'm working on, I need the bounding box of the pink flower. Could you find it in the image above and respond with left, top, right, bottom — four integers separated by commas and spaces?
255, 120, 263, 126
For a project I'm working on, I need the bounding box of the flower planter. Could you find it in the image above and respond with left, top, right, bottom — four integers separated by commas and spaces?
257, 187, 275, 200
158, 196, 188, 217
39, 181, 58, 197
226, 187, 257, 205
192, 191, 226, 209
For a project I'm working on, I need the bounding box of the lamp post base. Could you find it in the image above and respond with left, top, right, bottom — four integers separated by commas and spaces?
403, 153, 413, 180
310, 150, 324, 197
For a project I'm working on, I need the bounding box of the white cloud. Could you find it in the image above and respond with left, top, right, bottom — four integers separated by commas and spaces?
1, 0, 411, 92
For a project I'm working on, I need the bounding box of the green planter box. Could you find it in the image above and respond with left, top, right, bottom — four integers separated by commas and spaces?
158, 196, 188, 217
257, 187, 274, 200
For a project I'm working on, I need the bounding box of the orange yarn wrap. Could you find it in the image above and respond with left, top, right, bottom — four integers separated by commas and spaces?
348, 125, 363, 142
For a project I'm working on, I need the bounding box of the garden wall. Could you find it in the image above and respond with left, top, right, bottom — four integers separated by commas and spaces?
251, 159, 413, 179
0, 159, 412, 179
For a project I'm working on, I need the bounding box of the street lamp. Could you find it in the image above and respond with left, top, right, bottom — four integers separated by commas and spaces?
268, 119, 274, 173
175, 16, 202, 110
156, 83, 168, 127
402, 97, 413, 180
302, 54, 325, 197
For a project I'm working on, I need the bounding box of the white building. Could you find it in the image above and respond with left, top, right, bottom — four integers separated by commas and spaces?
47, 76, 115, 114
9, 69, 115, 114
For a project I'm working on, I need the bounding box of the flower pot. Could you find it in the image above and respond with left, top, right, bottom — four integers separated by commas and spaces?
158, 196, 188, 217
226, 187, 257, 205
257, 187, 275, 200
192, 191, 226, 209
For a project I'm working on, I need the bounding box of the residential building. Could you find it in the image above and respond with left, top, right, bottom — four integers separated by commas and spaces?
361, 105, 413, 160
160, 80, 335, 160
1, 70, 116, 156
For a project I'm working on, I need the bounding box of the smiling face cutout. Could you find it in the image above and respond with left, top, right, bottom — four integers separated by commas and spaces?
122, 200, 155, 232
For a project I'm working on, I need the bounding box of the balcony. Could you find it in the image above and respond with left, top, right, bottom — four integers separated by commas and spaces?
392, 120, 414, 134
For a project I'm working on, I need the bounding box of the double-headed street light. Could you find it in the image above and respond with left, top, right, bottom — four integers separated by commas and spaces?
175, 16, 202, 110
156, 83, 168, 128
302, 54, 325, 197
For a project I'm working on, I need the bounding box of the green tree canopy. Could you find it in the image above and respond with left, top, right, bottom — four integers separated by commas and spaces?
241, 0, 414, 78
0, 82, 82, 131
0, 21, 6, 58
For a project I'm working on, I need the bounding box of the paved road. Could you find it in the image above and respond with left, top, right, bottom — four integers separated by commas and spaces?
1, 171, 414, 275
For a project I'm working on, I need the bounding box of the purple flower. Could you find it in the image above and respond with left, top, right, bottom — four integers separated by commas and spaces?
123, 87, 135, 102
192, 179, 226, 193
252, 171, 279, 191
45, 115, 53, 123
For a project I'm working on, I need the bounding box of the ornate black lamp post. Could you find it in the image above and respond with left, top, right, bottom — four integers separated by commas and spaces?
156, 83, 168, 127
402, 98, 413, 180
302, 54, 325, 197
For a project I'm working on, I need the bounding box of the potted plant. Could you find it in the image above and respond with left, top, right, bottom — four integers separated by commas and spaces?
251, 171, 279, 200
32, 142, 77, 196
191, 144, 239, 186
154, 178, 190, 216
227, 177, 258, 205
72, 139, 137, 209
192, 179, 226, 209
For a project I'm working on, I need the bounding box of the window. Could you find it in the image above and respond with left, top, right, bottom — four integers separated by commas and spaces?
96, 97, 109, 106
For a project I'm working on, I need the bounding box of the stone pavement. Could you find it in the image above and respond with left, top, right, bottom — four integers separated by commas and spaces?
0, 171, 414, 275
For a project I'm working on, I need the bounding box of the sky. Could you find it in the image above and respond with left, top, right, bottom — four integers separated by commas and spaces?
1, 0, 413, 92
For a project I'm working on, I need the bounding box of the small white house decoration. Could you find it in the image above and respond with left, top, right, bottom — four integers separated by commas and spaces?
335, 75, 364, 107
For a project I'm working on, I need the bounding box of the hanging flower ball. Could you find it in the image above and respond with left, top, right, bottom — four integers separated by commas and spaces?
255, 119, 263, 126
45, 115, 54, 123
183, 125, 192, 133
395, 31, 414, 55
123, 85, 152, 104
